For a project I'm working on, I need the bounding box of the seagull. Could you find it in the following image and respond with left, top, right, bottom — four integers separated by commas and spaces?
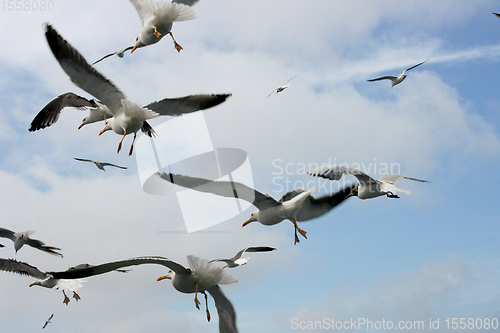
0, 227, 62, 257
367, 60, 428, 87
308, 165, 429, 199
266, 75, 298, 99
42, 314, 53, 329
43, 25, 231, 155
93, 0, 198, 64
74, 158, 127, 171
156, 172, 316, 244
209, 246, 276, 268
157, 255, 237, 322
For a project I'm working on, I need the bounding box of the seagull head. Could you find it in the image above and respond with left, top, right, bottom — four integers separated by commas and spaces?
242, 211, 259, 227
13, 231, 34, 253
157, 270, 175, 282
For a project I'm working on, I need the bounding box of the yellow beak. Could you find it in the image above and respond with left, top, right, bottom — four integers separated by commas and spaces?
157, 275, 168, 281
242, 219, 252, 227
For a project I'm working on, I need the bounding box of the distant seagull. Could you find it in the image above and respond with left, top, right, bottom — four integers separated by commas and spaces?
74, 158, 127, 171
0, 227, 62, 257
93, 0, 199, 64
156, 172, 316, 244
308, 165, 429, 199
42, 314, 53, 329
367, 60, 428, 87
494, 12, 500, 18
266, 75, 298, 99
209, 246, 276, 268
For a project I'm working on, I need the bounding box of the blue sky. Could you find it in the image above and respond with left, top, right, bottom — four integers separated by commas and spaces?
0, 1, 499, 332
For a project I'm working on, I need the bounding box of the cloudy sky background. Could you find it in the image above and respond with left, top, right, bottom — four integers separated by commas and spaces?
0, 0, 499, 332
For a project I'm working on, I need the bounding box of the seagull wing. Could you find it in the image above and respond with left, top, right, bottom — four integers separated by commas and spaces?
156, 172, 280, 210
172, 0, 200, 6
144, 94, 231, 116
0, 258, 49, 280
99, 163, 128, 170
29, 93, 97, 132
281, 74, 298, 86
401, 60, 428, 75
378, 174, 429, 185
214, 246, 276, 263
265, 89, 278, 99
207, 285, 238, 333
24, 237, 63, 258
92, 46, 135, 65
129, 0, 155, 26
308, 165, 376, 185
44, 24, 126, 115
74, 158, 94, 163
0, 227, 16, 242
367, 76, 397, 82
49, 256, 190, 279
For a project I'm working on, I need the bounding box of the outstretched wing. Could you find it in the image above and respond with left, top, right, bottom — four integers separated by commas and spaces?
29, 93, 97, 132
74, 158, 93, 163
207, 285, 238, 333
100, 163, 128, 170
144, 94, 231, 116
401, 59, 428, 75
129, 0, 155, 26
24, 237, 63, 258
378, 174, 429, 184
92, 46, 134, 65
172, 0, 200, 6
0, 258, 48, 280
0, 227, 16, 242
367, 76, 397, 82
308, 165, 376, 185
156, 172, 279, 210
49, 256, 190, 279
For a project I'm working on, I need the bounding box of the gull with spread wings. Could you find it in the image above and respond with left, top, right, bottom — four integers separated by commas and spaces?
0, 227, 62, 257
367, 60, 428, 87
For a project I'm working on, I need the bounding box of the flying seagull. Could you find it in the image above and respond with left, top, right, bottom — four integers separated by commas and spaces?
209, 246, 276, 268
308, 165, 429, 199
42, 314, 53, 329
0, 227, 62, 257
93, 0, 199, 64
367, 60, 428, 87
266, 75, 298, 99
74, 158, 127, 171
155, 172, 315, 244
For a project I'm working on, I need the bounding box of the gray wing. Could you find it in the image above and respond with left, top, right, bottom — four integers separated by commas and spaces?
29, 93, 98, 132
144, 94, 231, 116
50, 256, 189, 279
44, 24, 126, 115
214, 246, 276, 262
378, 174, 429, 184
92, 46, 134, 65
286, 185, 355, 221
207, 285, 238, 333
172, 0, 200, 6
0, 227, 16, 242
308, 165, 375, 185
24, 237, 63, 258
156, 172, 280, 210
0, 258, 48, 280
367, 76, 397, 82
74, 158, 93, 163
402, 60, 428, 74
100, 162, 128, 169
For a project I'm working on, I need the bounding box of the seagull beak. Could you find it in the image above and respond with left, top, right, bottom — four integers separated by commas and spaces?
78, 123, 84, 130
157, 275, 168, 281
99, 127, 107, 136
29, 282, 36, 287
242, 219, 252, 227
131, 44, 138, 53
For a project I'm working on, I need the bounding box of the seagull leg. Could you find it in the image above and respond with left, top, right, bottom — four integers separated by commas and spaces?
291, 217, 307, 245
62, 290, 70, 305
386, 192, 400, 199
169, 32, 183, 52
194, 283, 201, 309
129, 132, 137, 156
204, 292, 211, 322
117, 131, 127, 153
154, 26, 162, 38
73, 291, 81, 302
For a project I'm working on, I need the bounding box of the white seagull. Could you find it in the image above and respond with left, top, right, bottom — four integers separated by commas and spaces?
74, 158, 127, 171
308, 165, 429, 199
155, 172, 316, 244
367, 60, 428, 87
42, 314, 54, 329
209, 246, 276, 268
0, 227, 62, 257
266, 75, 298, 99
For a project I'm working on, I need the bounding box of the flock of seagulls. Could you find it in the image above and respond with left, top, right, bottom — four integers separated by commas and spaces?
3, 0, 472, 331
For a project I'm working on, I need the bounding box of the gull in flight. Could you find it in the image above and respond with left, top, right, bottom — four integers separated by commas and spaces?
0, 227, 62, 257
209, 246, 276, 268
74, 158, 127, 171
308, 165, 429, 199
156, 172, 317, 244
42, 314, 53, 329
367, 60, 428, 87
266, 75, 298, 99
94, 0, 199, 64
